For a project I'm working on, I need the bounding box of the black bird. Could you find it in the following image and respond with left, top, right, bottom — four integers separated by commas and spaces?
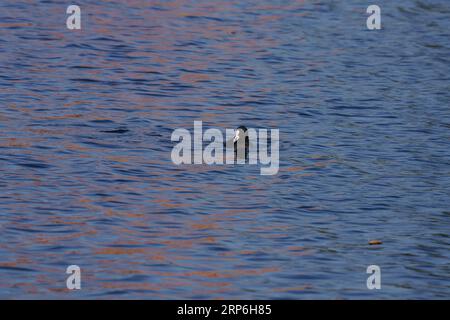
224, 126, 250, 161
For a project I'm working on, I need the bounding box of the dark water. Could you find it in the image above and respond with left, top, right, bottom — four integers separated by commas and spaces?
0, 0, 449, 299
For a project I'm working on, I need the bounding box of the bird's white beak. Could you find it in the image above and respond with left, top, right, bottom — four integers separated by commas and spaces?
232, 130, 240, 143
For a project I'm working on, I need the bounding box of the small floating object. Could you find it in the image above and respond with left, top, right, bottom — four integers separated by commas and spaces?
368, 240, 383, 245
224, 126, 250, 159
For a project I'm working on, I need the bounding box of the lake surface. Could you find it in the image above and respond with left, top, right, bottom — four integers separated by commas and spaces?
0, 0, 449, 299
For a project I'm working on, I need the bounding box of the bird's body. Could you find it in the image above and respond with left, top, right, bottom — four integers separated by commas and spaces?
224, 126, 249, 162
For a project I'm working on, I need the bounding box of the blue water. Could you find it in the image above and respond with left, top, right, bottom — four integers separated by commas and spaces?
0, 0, 449, 299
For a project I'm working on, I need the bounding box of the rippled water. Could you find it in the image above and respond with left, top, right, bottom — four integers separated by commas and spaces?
0, 0, 449, 299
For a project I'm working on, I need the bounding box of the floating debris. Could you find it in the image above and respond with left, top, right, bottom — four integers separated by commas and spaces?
369, 240, 383, 245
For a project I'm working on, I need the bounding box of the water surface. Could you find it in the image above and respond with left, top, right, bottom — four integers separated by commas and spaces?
0, 0, 449, 299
